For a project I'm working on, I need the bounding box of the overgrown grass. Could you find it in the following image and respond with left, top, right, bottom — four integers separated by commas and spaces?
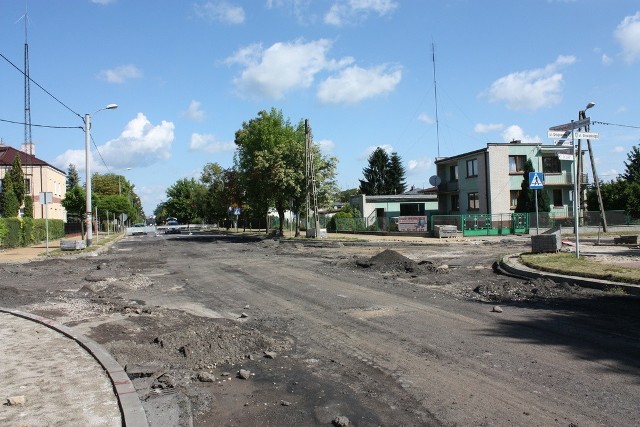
520, 252, 640, 285
43, 232, 124, 257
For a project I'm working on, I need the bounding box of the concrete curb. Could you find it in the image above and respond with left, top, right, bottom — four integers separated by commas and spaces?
497, 254, 640, 296
0, 308, 148, 427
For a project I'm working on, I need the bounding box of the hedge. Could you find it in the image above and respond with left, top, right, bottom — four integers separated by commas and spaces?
0, 217, 65, 249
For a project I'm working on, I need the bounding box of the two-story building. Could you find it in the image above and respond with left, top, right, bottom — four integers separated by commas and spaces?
435, 141, 579, 219
0, 143, 67, 220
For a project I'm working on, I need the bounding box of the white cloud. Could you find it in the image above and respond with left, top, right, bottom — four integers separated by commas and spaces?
325, 0, 398, 26
407, 157, 432, 175
226, 39, 353, 99
612, 146, 625, 153
97, 64, 142, 84
360, 144, 393, 160
500, 125, 542, 144
316, 138, 335, 154
91, 0, 115, 4
194, 1, 245, 24
484, 55, 575, 110
189, 133, 235, 153
601, 53, 613, 65
53, 113, 174, 173
418, 113, 435, 124
317, 64, 401, 104
474, 123, 504, 133
183, 100, 205, 121
614, 11, 640, 63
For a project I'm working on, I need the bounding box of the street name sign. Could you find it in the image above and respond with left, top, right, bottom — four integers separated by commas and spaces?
548, 117, 590, 132
548, 130, 570, 139
529, 172, 544, 189
574, 131, 599, 140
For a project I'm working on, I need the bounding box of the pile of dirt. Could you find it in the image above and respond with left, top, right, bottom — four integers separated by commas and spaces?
356, 249, 445, 274
103, 314, 291, 373
473, 278, 601, 302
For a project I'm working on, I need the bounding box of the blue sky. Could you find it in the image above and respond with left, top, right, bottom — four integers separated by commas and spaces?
1, 0, 639, 214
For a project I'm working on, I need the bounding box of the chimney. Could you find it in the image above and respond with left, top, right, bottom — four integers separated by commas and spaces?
22, 142, 35, 156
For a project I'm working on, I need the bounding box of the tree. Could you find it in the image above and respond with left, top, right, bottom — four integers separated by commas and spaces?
1, 173, 20, 217
336, 188, 361, 203
8, 155, 25, 207
620, 145, 640, 184
587, 179, 640, 220
359, 147, 389, 195
200, 163, 230, 224
387, 152, 407, 194
164, 178, 207, 224
66, 164, 81, 191
61, 185, 86, 228
515, 159, 550, 213
358, 148, 407, 195
23, 195, 34, 218
235, 110, 338, 236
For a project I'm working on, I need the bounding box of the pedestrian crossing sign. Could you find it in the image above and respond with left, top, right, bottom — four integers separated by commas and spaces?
529, 172, 544, 189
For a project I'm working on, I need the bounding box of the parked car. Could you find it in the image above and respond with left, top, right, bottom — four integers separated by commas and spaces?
165, 220, 181, 234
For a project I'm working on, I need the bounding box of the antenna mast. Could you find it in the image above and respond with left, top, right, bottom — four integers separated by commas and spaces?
432, 41, 441, 158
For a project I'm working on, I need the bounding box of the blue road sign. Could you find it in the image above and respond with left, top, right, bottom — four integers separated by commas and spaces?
529, 172, 544, 189
233, 208, 241, 215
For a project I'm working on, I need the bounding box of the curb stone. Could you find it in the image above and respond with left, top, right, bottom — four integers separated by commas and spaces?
0, 308, 148, 427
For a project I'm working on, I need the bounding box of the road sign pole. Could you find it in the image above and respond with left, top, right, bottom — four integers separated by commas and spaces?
535, 189, 539, 235
572, 122, 580, 258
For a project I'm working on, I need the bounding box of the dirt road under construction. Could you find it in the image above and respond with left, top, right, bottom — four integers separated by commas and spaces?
1, 232, 638, 426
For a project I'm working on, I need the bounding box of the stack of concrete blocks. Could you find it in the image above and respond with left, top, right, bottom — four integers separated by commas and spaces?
60, 240, 86, 251
434, 225, 459, 238
531, 230, 561, 253
613, 235, 640, 245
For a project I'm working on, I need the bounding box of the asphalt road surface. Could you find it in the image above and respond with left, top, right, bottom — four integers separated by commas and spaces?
1, 232, 638, 426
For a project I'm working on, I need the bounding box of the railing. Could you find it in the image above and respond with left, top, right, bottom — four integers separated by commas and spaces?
542, 172, 588, 185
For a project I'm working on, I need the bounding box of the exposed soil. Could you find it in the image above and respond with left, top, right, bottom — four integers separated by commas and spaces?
2, 233, 639, 426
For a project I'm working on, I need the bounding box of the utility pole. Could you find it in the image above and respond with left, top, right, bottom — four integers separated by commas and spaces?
578, 108, 607, 232
305, 119, 320, 237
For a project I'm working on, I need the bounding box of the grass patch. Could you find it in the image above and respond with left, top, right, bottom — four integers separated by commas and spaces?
520, 252, 640, 285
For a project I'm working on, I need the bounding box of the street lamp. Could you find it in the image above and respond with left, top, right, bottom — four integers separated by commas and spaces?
573, 102, 596, 258
119, 167, 132, 195
85, 103, 118, 247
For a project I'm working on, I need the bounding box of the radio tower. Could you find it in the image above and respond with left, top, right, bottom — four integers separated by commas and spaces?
23, 11, 33, 152
18, 5, 35, 215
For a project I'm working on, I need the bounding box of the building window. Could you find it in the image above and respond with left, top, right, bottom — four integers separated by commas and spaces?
25, 178, 31, 194
542, 156, 561, 173
449, 165, 458, 181
508, 155, 526, 173
553, 189, 563, 207
467, 192, 479, 210
400, 203, 425, 216
510, 190, 519, 208
466, 159, 478, 177
451, 194, 459, 211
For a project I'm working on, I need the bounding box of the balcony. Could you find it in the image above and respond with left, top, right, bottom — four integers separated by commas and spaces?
439, 180, 458, 192
542, 172, 588, 186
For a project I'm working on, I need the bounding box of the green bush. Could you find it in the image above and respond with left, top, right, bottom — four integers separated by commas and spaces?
33, 219, 64, 241
0, 218, 7, 246
22, 217, 35, 245
2, 217, 22, 248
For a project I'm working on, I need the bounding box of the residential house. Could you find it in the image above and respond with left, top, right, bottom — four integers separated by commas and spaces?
350, 187, 438, 231
0, 143, 67, 221
435, 141, 581, 218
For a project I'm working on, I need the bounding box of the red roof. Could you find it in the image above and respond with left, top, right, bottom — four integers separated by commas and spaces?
0, 144, 64, 173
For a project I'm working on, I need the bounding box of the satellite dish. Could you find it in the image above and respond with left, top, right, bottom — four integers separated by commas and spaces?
429, 175, 442, 187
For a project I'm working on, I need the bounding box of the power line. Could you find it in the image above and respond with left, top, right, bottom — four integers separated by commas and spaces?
592, 121, 640, 130
0, 117, 81, 129
0, 50, 82, 119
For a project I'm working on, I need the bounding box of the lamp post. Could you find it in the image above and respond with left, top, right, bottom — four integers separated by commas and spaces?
85, 103, 118, 247
118, 167, 132, 195
572, 102, 595, 258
